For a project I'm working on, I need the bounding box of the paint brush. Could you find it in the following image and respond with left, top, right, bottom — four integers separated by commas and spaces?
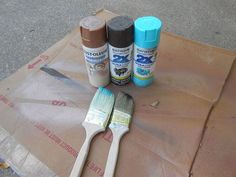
103, 91, 134, 177
69, 87, 115, 177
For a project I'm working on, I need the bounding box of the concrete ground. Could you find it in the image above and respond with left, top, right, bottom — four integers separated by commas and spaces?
0, 0, 235, 176
0, 0, 236, 81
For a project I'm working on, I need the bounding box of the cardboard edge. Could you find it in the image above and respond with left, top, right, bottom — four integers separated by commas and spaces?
0, 27, 80, 95
162, 31, 236, 56
96, 9, 236, 56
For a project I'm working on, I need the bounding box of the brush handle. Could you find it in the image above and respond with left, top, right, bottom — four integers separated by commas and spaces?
70, 123, 104, 177
69, 136, 91, 177
103, 127, 129, 177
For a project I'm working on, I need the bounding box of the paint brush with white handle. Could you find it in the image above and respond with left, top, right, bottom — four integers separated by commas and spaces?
70, 87, 115, 177
103, 91, 134, 177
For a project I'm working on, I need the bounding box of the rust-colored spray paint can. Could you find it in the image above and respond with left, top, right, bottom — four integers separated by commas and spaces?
80, 16, 110, 87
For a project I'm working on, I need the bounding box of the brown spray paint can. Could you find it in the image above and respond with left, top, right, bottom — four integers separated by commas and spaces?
80, 16, 110, 87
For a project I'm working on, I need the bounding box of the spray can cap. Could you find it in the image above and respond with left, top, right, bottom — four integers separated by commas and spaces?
134, 16, 162, 48
80, 16, 107, 48
107, 16, 134, 48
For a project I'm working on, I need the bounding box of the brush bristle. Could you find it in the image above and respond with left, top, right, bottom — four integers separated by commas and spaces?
110, 92, 134, 128
114, 92, 134, 116
90, 87, 114, 112
85, 87, 115, 127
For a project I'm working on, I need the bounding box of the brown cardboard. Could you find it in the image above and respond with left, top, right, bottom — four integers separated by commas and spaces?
191, 57, 236, 177
0, 9, 235, 177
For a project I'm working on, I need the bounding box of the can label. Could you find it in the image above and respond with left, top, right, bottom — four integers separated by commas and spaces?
109, 44, 133, 85
82, 44, 109, 86
133, 45, 157, 80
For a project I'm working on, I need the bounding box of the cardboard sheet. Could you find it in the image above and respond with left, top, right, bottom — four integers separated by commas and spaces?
0, 9, 235, 177
191, 57, 236, 177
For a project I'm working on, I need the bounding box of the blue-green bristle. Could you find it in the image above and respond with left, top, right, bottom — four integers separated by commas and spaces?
90, 87, 115, 115
98, 87, 112, 96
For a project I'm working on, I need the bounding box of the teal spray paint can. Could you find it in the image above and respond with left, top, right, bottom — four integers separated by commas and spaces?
133, 16, 162, 87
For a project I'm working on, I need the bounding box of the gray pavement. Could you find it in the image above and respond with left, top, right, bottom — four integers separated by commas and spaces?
0, 0, 236, 176
0, 0, 236, 81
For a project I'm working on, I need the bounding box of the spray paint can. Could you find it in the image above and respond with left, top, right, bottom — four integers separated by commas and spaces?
107, 16, 134, 86
80, 16, 110, 87
133, 16, 162, 87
